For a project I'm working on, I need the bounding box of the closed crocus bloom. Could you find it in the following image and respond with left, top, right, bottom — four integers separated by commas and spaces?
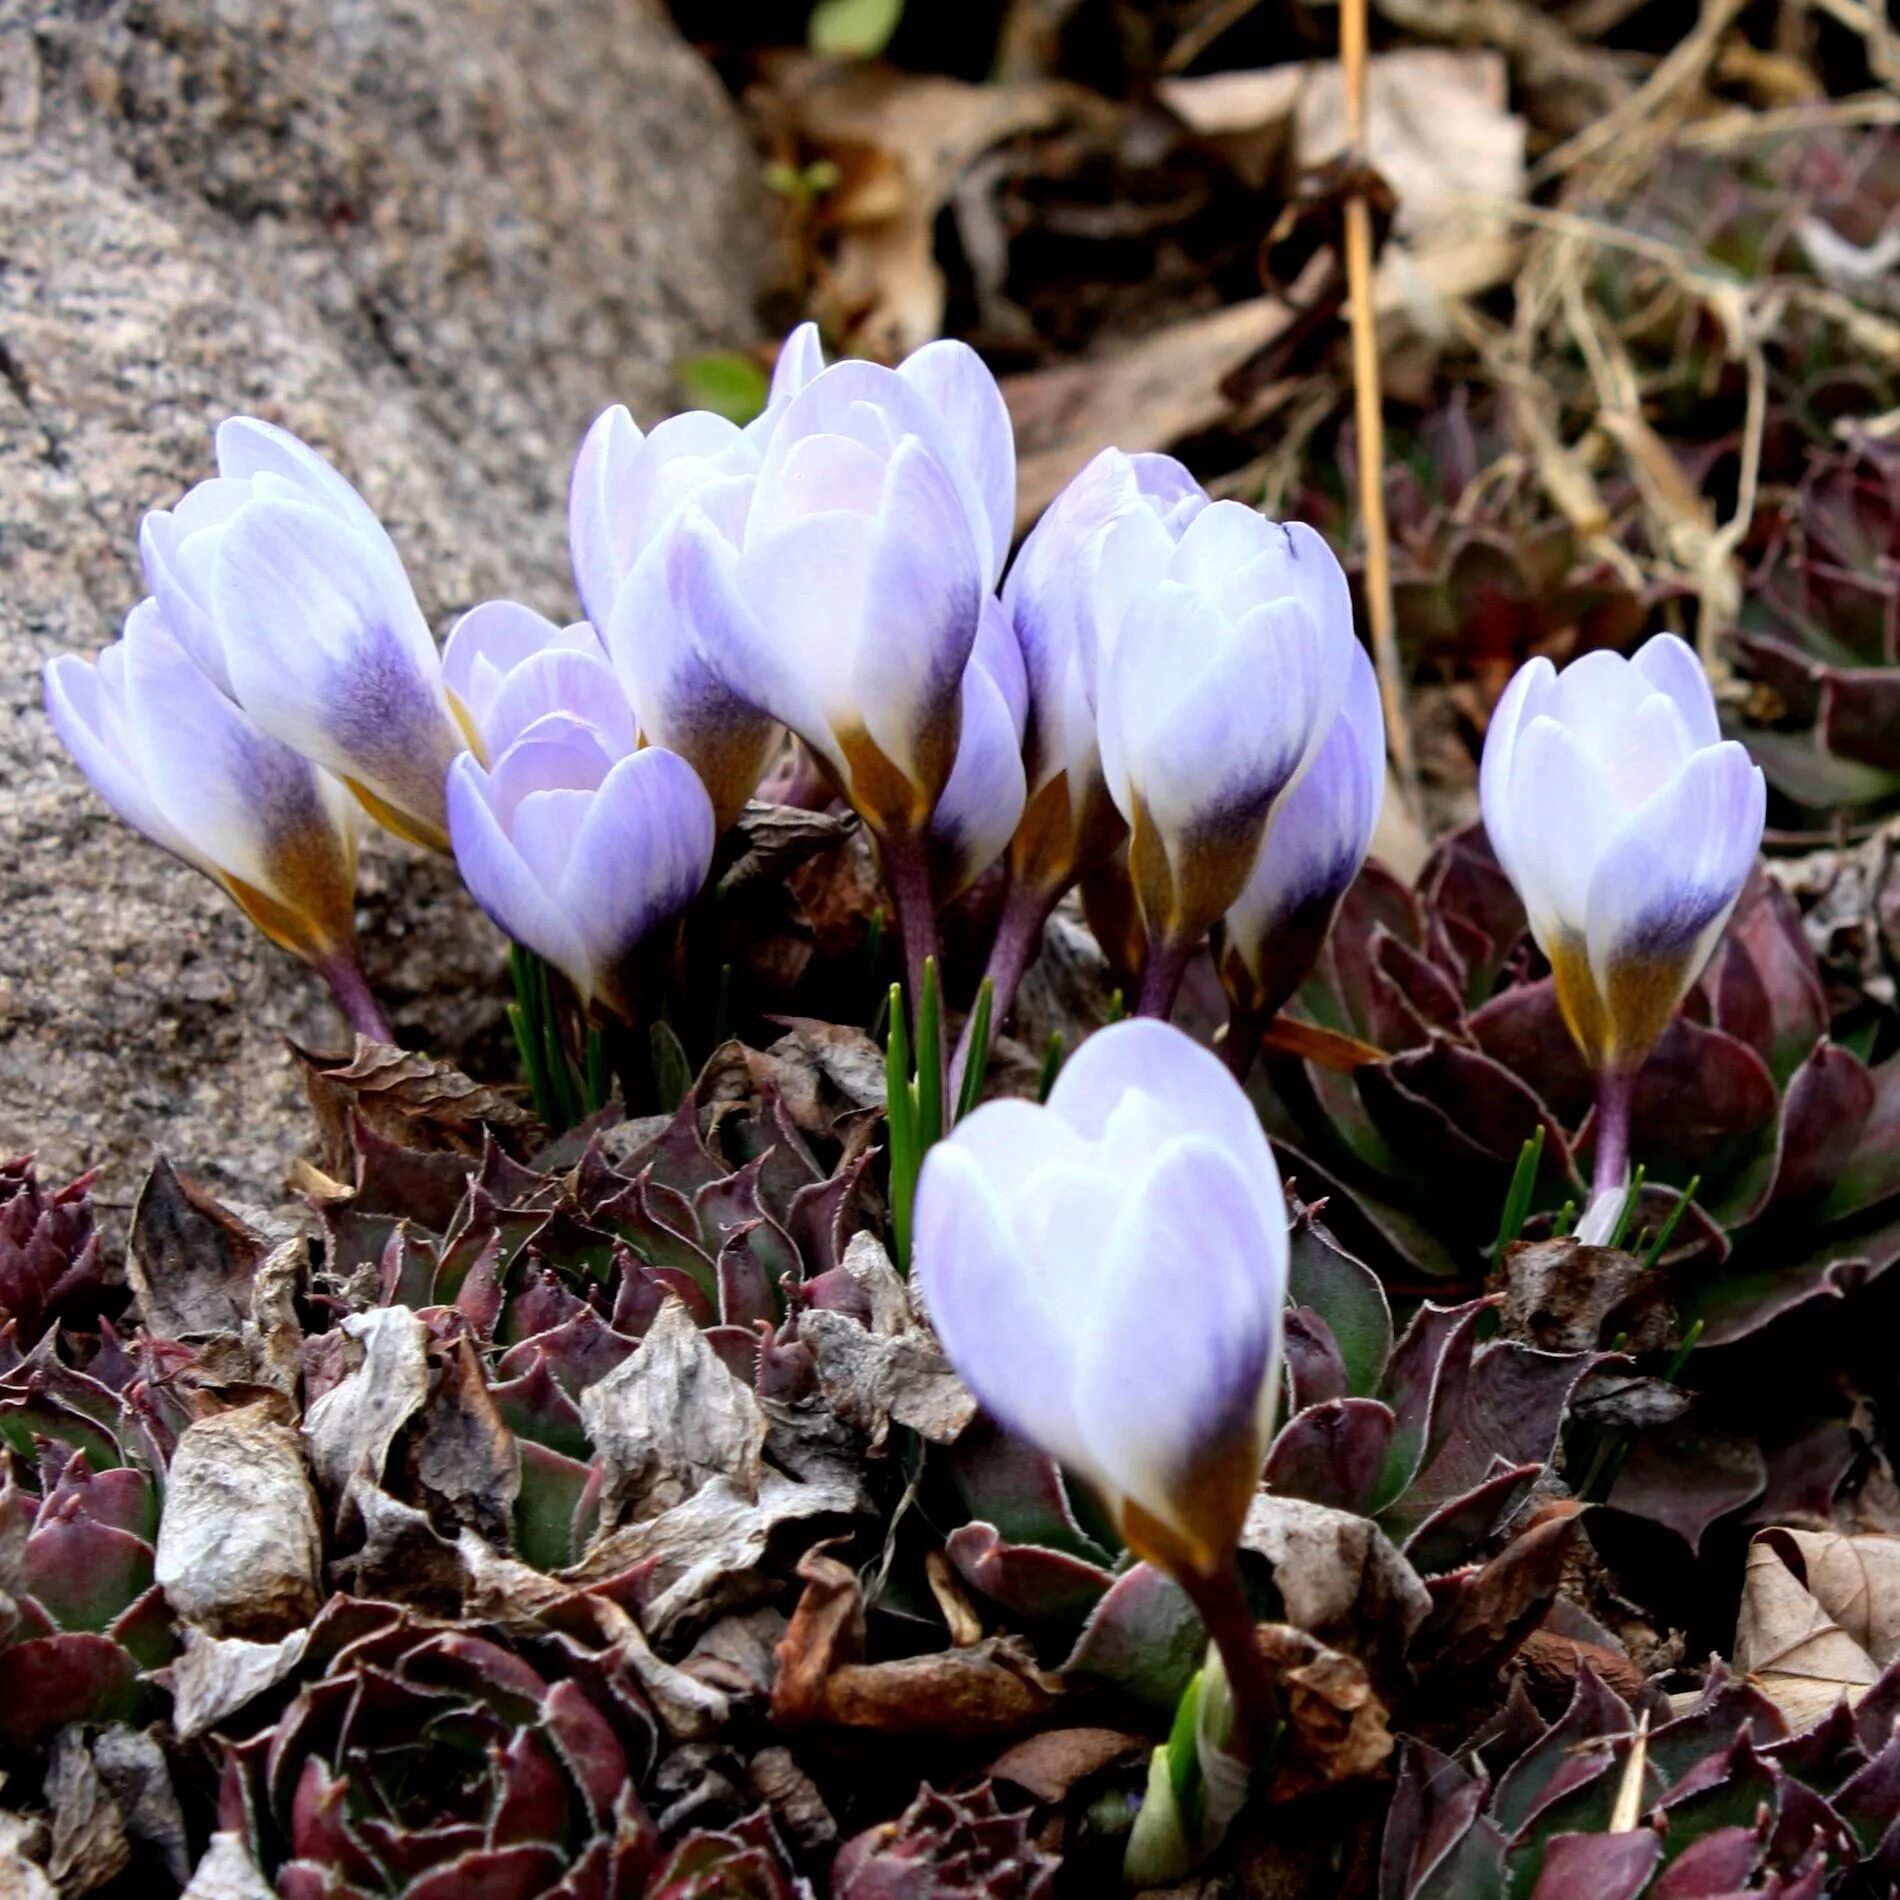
757, 323, 1015, 584
916, 1019, 1287, 1584
446, 721, 715, 1022
441, 601, 607, 756
44, 600, 387, 1038
1098, 504, 1355, 1018
673, 358, 995, 1006
151, 418, 464, 852
1217, 640, 1385, 1036
1003, 449, 1209, 903
930, 598, 1029, 904
1480, 634, 1766, 1212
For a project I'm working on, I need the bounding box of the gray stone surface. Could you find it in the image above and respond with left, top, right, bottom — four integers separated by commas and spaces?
0, 0, 768, 1200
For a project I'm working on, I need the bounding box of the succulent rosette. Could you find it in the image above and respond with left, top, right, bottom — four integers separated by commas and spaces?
0, 1158, 111, 1348
216, 1598, 661, 1899
1729, 433, 1900, 820
1383, 1662, 1900, 1897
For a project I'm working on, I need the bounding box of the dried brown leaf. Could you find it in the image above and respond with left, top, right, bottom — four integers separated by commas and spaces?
302, 1305, 430, 1497
129, 1159, 267, 1340
1255, 1625, 1395, 1801
581, 1297, 766, 1528
154, 1400, 323, 1639
773, 1548, 1058, 1739
170, 1627, 311, 1742
1734, 1526, 1900, 1727
988, 1727, 1148, 1802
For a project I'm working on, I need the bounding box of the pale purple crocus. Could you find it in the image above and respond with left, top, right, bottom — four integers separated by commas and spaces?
1097, 504, 1356, 1020
929, 598, 1029, 905
668, 352, 1004, 1008
951, 451, 1210, 1089
44, 600, 389, 1039
1480, 634, 1766, 1230
446, 716, 715, 1024
915, 1018, 1287, 1743
1215, 640, 1385, 1075
144, 418, 465, 853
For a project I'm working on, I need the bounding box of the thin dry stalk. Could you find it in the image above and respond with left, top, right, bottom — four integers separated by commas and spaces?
1340, 0, 1420, 816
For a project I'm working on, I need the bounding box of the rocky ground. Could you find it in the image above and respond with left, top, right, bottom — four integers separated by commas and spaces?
0, 0, 768, 1203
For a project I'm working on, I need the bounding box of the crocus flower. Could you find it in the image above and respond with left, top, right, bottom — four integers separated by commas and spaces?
669, 355, 1003, 1003
143, 417, 464, 852
1480, 634, 1766, 1213
1097, 504, 1356, 1018
44, 600, 387, 1038
930, 599, 1029, 904
915, 1018, 1287, 1585
445, 721, 715, 1022
1215, 639, 1385, 1048
1002, 448, 1209, 906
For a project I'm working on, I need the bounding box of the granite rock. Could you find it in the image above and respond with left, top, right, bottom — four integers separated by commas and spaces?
0, 0, 768, 1200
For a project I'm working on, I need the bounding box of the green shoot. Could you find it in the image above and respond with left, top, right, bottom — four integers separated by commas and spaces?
1642, 1176, 1701, 1268
650, 1020, 693, 1113
884, 958, 947, 1272
1037, 1032, 1066, 1104
955, 979, 994, 1124
1606, 1165, 1648, 1250
1493, 1124, 1546, 1255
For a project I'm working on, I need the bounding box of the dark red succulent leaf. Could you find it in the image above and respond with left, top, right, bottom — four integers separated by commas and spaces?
831, 1782, 1057, 1899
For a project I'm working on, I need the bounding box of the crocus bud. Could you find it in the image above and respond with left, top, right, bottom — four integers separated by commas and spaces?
441, 601, 608, 758
757, 323, 1015, 587
1216, 639, 1385, 1026
1480, 635, 1766, 1085
445, 722, 715, 1021
1003, 449, 1209, 902
44, 599, 378, 1028
147, 418, 463, 852
1097, 505, 1355, 1013
674, 360, 992, 843
915, 1019, 1287, 1583
930, 599, 1029, 904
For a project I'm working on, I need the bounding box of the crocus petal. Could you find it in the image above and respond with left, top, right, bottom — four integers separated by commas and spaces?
1072, 1133, 1284, 1567
1631, 631, 1721, 749
1583, 741, 1767, 1064
1049, 1018, 1279, 1215
212, 496, 460, 847
913, 1141, 1091, 1480
441, 601, 602, 748
1477, 654, 1555, 896
447, 753, 590, 984
569, 404, 644, 632
118, 603, 358, 944
214, 417, 397, 555
1495, 713, 1619, 954
849, 438, 984, 802
480, 648, 636, 762
1221, 639, 1384, 1018
930, 655, 1028, 901
556, 747, 716, 1011
897, 339, 1016, 586
607, 527, 781, 833
767, 321, 826, 410
750, 358, 999, 579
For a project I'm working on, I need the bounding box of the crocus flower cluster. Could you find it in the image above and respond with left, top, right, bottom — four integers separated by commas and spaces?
48, 325, 1390, 1055
1480, 634, 1767, 1230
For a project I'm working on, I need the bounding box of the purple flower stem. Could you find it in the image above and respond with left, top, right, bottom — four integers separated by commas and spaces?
1592, 1067, 1635, 1206
1135, 934, 1192, 1022
320, 955, 395, 1045
948, 880, 1052, 1107
1179, 1559, 1278, 1764
882, 829, 941, 1041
